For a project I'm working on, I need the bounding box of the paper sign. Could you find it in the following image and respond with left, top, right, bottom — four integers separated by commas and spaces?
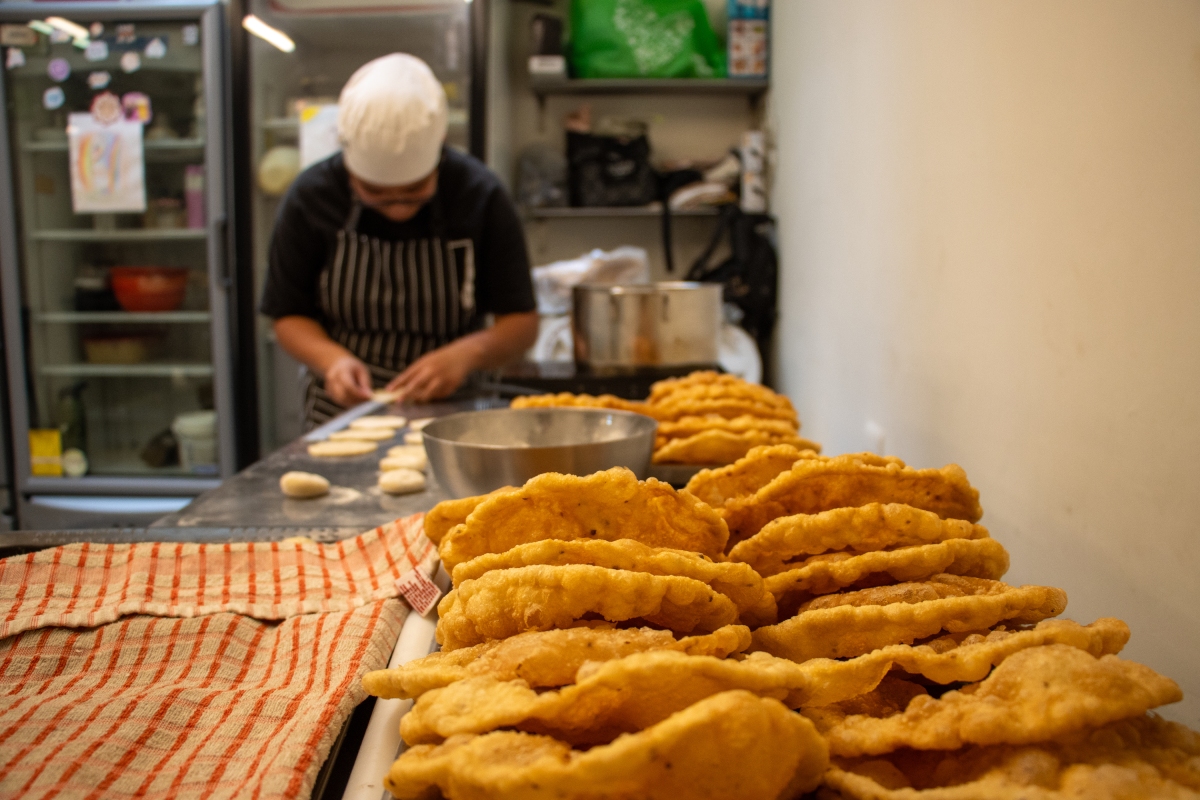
67, 112, 146, 213
395, 570, 442, 616
182, 25, 199, 46
299, 103, 340, 168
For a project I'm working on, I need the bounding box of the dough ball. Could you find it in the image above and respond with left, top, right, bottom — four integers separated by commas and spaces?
372, 390, 402, 403
408, 417, 435, 431
379, 467, 426, 495
403, 431, 424, 445
330, 427, 394, 441
351, 415, 408, 430
381, 446, 427, 471
280, 471, 330, 498
308, 440, 377, 457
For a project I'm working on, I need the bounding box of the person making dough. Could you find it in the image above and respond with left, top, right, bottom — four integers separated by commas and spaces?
260, 53, 537, 426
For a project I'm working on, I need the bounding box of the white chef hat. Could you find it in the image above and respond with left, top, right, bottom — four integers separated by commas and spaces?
337, 53, 448, 187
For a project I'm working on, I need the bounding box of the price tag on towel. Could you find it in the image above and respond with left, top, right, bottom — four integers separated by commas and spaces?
396, 570, 442, 617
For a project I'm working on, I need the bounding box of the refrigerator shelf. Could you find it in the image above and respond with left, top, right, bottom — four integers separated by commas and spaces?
36, 311, 212, 324
30, 229, 208, 242
22, 138, 206, 153
39, 363, 215, 378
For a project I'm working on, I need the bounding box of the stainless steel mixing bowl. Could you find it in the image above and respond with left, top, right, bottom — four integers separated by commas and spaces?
423, 407, 658, 498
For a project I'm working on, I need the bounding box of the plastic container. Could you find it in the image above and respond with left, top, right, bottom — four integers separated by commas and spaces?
171, 411, 217, 472
110, 266, 188, 312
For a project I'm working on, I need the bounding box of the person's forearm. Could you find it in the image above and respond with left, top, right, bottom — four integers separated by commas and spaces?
443, 312, 539, 371
273, 315, 355, 376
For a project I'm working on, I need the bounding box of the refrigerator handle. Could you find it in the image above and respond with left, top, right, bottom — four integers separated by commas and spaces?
213, 215, 232, 288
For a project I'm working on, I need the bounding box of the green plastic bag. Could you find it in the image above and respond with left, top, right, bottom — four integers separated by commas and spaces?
570, 0, 726, 79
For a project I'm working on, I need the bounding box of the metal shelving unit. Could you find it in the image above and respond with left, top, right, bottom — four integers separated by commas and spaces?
36, 311, 212, 324
39, 363, 215, 378
29, 229, 208, 242
523, 206, 722, 219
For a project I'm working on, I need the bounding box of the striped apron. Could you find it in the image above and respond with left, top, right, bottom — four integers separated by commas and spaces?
304, 196, 478, 426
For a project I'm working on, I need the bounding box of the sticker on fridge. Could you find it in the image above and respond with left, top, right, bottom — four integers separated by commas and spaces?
67, 112, 147, 213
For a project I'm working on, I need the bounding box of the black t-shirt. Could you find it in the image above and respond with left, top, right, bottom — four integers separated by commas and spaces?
259, 147, 535, 325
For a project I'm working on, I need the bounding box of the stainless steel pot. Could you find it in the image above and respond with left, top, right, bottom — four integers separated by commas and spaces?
571, 282, 721, 371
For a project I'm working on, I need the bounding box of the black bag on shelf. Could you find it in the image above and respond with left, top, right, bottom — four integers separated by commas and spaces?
566, 131, 657, 207
686, 204, 779, 365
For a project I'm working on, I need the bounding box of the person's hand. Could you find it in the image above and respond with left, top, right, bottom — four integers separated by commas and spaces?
386, 346, 473, 403
323, 355, 373, 406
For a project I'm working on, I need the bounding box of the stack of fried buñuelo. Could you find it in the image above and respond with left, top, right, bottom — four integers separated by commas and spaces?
511, 370, 822, 466
362, 443, 1198, 799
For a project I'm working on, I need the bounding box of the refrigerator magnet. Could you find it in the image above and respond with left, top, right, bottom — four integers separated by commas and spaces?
122, 92, 151, 124
84, 40, 108, 62
89, 22, 104, 38
87, 71, 111, 90
1, 24, 38, 47
144, 37, 166, 59
182, 25, 199, 46
120, 51, 140, 73
90, 91, 123, 125
42, 86, 64, 110
116, 24, 135, 44
5, 47, 25, 70
47, 57, 71, 82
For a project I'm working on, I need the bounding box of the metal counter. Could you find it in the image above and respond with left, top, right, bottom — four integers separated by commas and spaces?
0, 396, 504, 551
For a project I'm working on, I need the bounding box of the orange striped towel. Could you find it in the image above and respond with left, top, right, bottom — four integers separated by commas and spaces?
0, 514, 433, 800
0, 515, 437, 640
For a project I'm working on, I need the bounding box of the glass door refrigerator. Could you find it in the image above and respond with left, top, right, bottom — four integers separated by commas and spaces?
245, 0, 478, 452
0, 2, 240, 528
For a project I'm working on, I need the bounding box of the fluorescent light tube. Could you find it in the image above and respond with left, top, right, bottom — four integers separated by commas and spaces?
242, 15, 294, 54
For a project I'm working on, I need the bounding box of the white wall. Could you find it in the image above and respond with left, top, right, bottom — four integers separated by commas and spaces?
770, 0, 1200, 725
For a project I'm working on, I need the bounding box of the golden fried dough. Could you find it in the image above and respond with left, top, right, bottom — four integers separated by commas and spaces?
449, 539, 773, 622
685, 444, 820, 508
437, 468, 729, 570
652, 429, 822, 466
651, 397, 799, 423
362, 625, 752, 700
722, 453, 983, 547
386, 691, 829, 800
729, 503, 990, 577
647, 370, 745, 402
509, 392, 652, 415
750, 575, 1068, 661
807, 645, 1182, 758
656, 414, 799, 441
872, 618, 1130, 685
436, 565, 740, 650
651, 382, 795, 411
824, 713, 1200, 799
766, 538, 1010, 615
400, 650, 894, 746
422, 486, 516, 546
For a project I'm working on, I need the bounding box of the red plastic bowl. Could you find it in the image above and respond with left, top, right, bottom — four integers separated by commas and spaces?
109, 267, 188, 312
